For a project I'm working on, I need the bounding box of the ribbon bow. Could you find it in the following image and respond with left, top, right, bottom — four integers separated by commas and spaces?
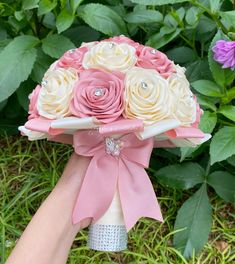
72, 130, 163, 231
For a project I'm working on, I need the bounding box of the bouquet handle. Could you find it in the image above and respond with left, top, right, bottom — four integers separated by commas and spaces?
87, 190, 127, 251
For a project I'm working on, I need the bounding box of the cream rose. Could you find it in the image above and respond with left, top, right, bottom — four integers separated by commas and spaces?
124, 67, 171, 125
82, 41, 137, 72
37, 68, 78, 119
168, 64, 197, 126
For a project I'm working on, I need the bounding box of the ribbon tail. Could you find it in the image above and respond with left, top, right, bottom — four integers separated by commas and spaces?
119, 158, 163, 231
72, 153, 118, 225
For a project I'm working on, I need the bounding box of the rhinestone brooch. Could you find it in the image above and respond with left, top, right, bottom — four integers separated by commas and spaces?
105, 138, 122, 156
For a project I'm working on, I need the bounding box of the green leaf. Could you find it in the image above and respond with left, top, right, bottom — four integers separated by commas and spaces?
220, 11, 235, 30
125, 10, 163, 24
16, 81, 32, 112
0, 39, 11, 53
209, 0, 221, 13
186, 60, 212, 83
0, 3, 14, 17
0, 99, 7, 111
0, 118, 25, 135
146, 28, 181, 49
42, 12, 56, 29
208, 171, 235, 203
0, 35, 39, 103
79, 3, 127, 36
227, 155, 235, 167
218, 106, 235, 122
56, 9, 74, 33
155, 162, 205, 190
199, 111, 217, 134
130, 0, 189, 5
191, 80, 223, 97
195, 16, 216, 43
210, 127, 235, 164
173, 184, 212, 258
4, 94, 21, 119
70, 0, 84, 13
166, 46, 196, 64
208, 30, 235, 87
42, 34, 75, 58
22, 0, 39, 10
63, 26, 100, 47
196, 94, 217, 112
185, 6, 199, 26
31, 49, 54, 83
38, 0, 57, 16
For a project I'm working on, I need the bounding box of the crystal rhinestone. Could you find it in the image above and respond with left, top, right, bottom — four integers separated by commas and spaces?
94, 88, 103, 97
41, 80, 48, 86
150, 49, 157, 54
105, 138, 122, 156
109, 42, 115, 48
141, 81, 148, 90
69, 49, 76, 54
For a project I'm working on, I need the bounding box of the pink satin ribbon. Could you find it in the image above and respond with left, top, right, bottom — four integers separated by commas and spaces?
72, 130, 163, 231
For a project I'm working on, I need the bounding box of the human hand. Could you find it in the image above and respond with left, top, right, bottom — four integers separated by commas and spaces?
6, 153, 91, 264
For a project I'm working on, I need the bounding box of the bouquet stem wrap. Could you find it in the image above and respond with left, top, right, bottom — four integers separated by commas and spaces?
88, 190, 127, 251
72, 130, 163, 250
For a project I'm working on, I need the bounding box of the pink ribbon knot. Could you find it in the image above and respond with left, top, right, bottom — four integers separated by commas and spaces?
72, 130, 163, 231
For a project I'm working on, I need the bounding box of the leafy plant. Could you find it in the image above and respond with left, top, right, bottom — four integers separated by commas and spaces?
0, 0, 234, 259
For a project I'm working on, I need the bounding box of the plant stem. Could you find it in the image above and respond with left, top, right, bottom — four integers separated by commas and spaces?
190, 0, 228, 34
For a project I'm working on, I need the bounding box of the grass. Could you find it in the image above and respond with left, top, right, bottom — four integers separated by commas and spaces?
0, 136, 234, 264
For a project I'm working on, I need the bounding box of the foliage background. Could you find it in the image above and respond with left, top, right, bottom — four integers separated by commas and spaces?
0, 0, 235, 263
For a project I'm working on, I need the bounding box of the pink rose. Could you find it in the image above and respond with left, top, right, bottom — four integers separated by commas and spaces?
56, 47, 88, 72
28, 85, 41, 120
70, 69, 125, 123
136, 45, 175, 79
105, 35, 140, 49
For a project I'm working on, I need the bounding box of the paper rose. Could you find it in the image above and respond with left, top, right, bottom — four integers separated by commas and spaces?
70, 69, 125, 123
82, 41, 137, 72
168, 65, 196, 126
28, 85, 41, 120
212, 40, 235, 70
136, 45, 175, 78
124, 67, 171, 125
37, 68, 78, 119
105, 35, 140, 49
57, 47, 88, 71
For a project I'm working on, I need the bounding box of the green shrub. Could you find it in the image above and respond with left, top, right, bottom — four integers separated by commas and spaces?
0, 0, 234, 258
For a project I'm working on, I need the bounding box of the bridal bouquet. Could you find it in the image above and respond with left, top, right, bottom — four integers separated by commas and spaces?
19, 35, 210, 251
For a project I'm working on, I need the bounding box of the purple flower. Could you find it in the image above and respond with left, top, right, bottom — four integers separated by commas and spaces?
212, 40, 235, 70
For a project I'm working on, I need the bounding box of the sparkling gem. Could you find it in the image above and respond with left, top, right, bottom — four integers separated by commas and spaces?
105, 138, 122, 156
94, 88, 103, 97
109, 42, 115, 48
69, 49, 76, 54
41, 80, 48, 86
150, 49, 157, 54
141, 81, 148, 89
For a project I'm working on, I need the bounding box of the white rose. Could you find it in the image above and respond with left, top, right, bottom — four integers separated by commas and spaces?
82, 41, 137, 72
37, 68, 78, 119
124, 67, 171, 125
168, 65, 197, 126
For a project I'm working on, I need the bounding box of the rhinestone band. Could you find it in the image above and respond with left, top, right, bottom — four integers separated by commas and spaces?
88, 224, 127, 251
